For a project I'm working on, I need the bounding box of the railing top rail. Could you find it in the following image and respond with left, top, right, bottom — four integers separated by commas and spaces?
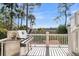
27, 34, 68, 36
0, 38, 8, 42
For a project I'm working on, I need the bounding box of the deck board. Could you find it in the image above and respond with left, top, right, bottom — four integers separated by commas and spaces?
27, 46, 46, 56
27, 45, 73, 56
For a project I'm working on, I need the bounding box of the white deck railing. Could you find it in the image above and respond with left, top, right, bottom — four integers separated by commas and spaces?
26, 34, 69, 56
0, 33, 68, 56
27, 34, 68, 46
0, 38, 8, 56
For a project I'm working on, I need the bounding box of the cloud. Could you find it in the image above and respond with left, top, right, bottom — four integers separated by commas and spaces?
33, 10, 55, 20
32, 11, 60, 28
72, 10, 78, 14
33, 23, 59, 28
33, 12, 45, 20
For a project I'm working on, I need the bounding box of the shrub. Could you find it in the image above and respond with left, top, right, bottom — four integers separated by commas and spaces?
57, 25, 68, 34
37, 28, 45, 34
0, 28, 7, 39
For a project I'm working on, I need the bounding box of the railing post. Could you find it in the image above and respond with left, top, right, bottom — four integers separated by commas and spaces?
1, 42, 3, 56
46, 32, 49, 46
67, 25, 72, 52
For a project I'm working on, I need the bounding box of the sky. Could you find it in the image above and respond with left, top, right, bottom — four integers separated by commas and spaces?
16, 3, 79, 28
33, 3, 59, 28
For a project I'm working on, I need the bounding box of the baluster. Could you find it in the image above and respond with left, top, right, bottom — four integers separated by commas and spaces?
66, 35, 68, 44
57, 35, 58, 45
64, 35, 65, 44
56, 35, 58, 44
61, 35, 62, 45
64, 35, 66, 44
41, 35, 42, 44
63, 35, 64, 44
62, 35, 64, 44
1, 42, 3, 56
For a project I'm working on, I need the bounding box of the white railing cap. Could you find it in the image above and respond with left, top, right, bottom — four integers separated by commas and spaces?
27, 34, 68, 36
0, 38, 8, 42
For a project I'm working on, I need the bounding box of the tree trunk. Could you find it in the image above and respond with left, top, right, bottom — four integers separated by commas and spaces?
26, 3, 28, 33
28, 23, 32, 34
18, 18, 19, 29
21, 18, 22, 27
10, 4, 13, 30
28, 19, 33, 34
64, 10, 67, 26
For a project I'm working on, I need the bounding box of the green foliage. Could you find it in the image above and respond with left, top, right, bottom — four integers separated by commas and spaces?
57, 25, 68, 34
54, 3, 74, 26
17, 25, 27, 30
0, 17, 7, 39
37, 28, 45, 34
0, 28, 7, 39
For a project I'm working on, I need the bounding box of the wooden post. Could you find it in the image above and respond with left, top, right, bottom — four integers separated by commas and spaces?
46, 32, 49, 46
1, 42, 3, 56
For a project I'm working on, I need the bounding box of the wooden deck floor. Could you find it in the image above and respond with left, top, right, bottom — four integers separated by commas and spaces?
27, 45, 74, 56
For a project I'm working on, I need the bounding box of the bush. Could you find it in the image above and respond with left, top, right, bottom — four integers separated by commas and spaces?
57, 25, 68, 34
36, 28, 45, 34
0, 28, 7, 39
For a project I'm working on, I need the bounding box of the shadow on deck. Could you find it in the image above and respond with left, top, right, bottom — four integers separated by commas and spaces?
26, 44, 74, 56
